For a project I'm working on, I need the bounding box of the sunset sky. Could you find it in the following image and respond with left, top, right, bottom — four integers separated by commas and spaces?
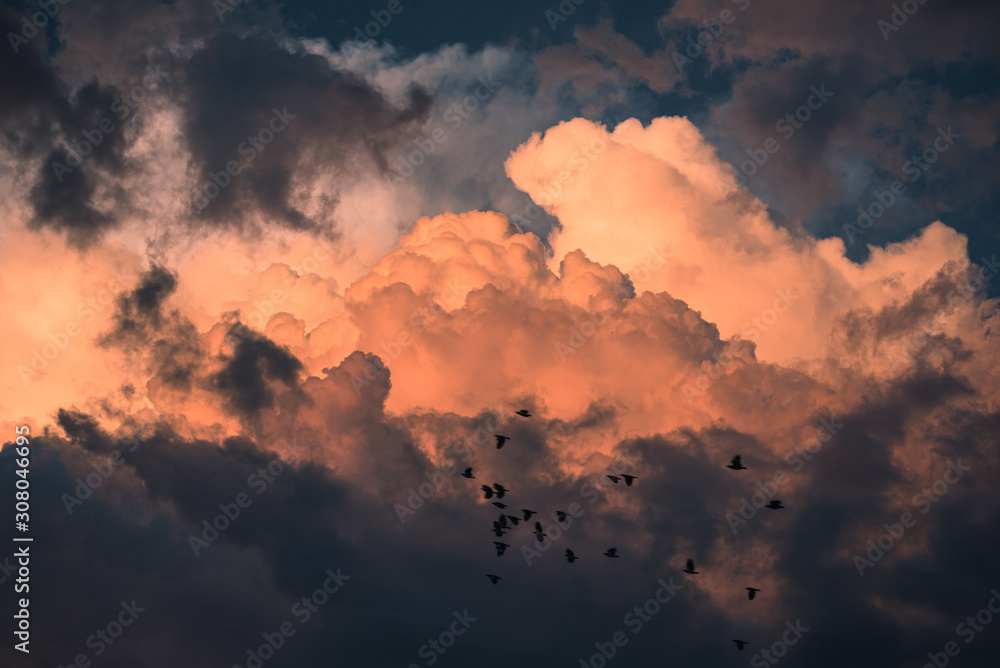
2, 0, 1000, 666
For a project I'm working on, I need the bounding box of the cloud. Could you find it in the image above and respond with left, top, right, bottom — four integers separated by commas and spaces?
1, 3, 999, 664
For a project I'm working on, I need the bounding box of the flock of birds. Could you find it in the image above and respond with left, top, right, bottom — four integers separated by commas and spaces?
467, 412, 786, 653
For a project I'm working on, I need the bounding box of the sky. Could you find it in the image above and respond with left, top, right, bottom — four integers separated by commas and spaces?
1, 0, 999, 666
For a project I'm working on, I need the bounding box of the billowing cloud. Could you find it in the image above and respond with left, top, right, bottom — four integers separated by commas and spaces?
1, 2, 999, 667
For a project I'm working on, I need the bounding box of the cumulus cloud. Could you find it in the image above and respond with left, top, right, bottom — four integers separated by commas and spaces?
2, 2, 999, 666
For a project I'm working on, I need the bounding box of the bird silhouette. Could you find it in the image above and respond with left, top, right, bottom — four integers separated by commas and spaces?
522, 509, 537, 521
727, 455, 747, 470
494, 541, 510, 557
497, 514, 509, 528
683, 558, 699, 574
733, 640, 749, 651
603, 548, 620, 558
492, 521, 506, 537
461, 467, 475, 479
565, 549, 579, 563
765, 500, 784, 509
492, 502, 508, 509
495, 435, 510, 449
493, 483, 507, 498
486, 574, 501, 585
607, 475, 620, 484
622, 474, 637, 487
555, 510, 569, 522
515, 409, 531, 417
533, 521, 547, 542
506, 515, 521, 526
746, 587, 760, 600
481, 485, 494, 499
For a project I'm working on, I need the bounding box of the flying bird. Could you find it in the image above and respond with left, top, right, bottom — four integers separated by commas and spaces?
565, 549, 579, 563
461, 467, 475, 479
515, 410, 531, 417
603, 548, 620, 558
495, 435, 510, 449
492, 521, 506, 537
683, 558, 699, 574
505, 515, 521, 526
607, 475, 620, 484
522, 509, 537, 521
746, 587, 760, 600
486, 574, 501, 585
493, 483, 507, 498
492, 502, 508, 509
621, 474, 637, 487
494, 541, 510, 557
733, 640, 749, 651
765, 500, 784, 509
481, 485, 494, 499
533, 521, 547, 542
727, 455, 747, 471
555, 510, 569, 522
497, 515, 509, 528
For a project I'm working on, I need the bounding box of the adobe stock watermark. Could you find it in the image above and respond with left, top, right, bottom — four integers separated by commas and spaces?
508, 126, 626, 230
406, 610, 478, 667
342, 0, 417, 55
393, 411, 502, 524
673, 0, 751, 74
213, 0, 251, 21
555, 246, 669, 363
385, 74, 502, 186
61, 404, 177, 514
682, 287, 800, 403
544, 0, 588, 31
718, 84, 833, 196
748, 620, 810, 667
6, 0, 71, 54
54, 600, 145, 668
885, 255, 996, 370
350, 277, 468, 395
188, 438, 306, 555
878, 0, 930, 41
842, 126, 960, 244
577, 577, 684, 667
520, 505, 584, 565
522, 453, 636, 565
922, 588, 1000, 668
224, 238, 337, 347
191, 107, 296, 211
50, 67, 169, 183
726, 416, 843, 534
231, 567, 350, 668
852, 458, 970, 576
17, 268, 135, 386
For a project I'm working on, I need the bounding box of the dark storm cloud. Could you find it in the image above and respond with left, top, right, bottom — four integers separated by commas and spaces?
524, 0, 1000, 265
1, 9, 124, 246
0, 2, 182, 247
182, 31, 432, 231
0, 7, 71, 152
4, 337, 1000, 667
102, 264, 179, 343
212, 323, 304, 417
760, 371, 998, 668
98, 265, 204, 390
3, 0, 431, 246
